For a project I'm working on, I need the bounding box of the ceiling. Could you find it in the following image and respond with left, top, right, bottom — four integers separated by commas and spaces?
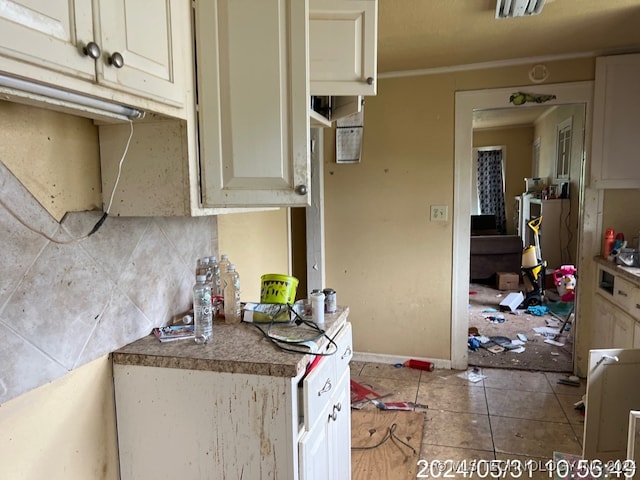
378, 0, 640, 74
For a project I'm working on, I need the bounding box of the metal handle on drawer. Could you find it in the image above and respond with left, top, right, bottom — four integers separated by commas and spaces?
618, 289, 628, 297
341, 346, 352, 360
318, 378, 332, 396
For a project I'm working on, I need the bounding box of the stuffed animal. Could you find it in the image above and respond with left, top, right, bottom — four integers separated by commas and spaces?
553, 265, 577, 302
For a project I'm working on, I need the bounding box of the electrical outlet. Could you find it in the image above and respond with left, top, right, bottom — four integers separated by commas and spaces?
430, 205, 448, 222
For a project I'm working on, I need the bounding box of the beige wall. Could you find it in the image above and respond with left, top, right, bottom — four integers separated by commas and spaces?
603, 189, 640, 248
0, 356, 119, 480
323, 57, 595, 360
473, 126, 534, 235
218, 209, 291, 302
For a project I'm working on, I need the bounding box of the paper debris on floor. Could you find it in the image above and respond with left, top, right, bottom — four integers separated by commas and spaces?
517, 333, 528, 342
510, 346, 526, 353
544, 338, 565, 347
533, 326, 560, 336
511, 339, 525, 346
457, 369, 486, 383
487, 345, 505, 354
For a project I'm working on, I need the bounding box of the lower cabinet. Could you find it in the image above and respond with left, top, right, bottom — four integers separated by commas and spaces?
113, 322, 353, 480
299, 371, 351, 480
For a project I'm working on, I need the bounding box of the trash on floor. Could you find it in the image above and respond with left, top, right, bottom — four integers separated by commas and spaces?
517, 333, 528, 342
351, 378, 391, 409
457, 368, 486, 383
544, 338, 565, 347
371, 399, 428, 411
526, 305, 549, 316
484, 314, 505, 323
557, 375, 580, 387
499, 291, 524, 312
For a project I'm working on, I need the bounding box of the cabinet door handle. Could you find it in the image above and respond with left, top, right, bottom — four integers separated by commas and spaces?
617, 290, 628, 297
318, 378, 332, 396
341, 346, 352, 360
109, 52, 125, 69
334, 402, 342, 412
83, 41, 101, 59
366, 77, 374, 85
329, 411, 338, 422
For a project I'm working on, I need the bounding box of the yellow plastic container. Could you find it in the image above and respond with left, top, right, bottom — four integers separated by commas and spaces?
522, 246, 537, 268
260, 274, 299, 304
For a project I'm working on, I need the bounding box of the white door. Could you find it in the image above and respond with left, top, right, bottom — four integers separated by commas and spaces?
96, 0, 184, 106
583, 348, 640, 462
195, 0, 310, 207
0, 0, 94, 80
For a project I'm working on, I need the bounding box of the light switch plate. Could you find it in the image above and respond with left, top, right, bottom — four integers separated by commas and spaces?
430, 205, 448, 221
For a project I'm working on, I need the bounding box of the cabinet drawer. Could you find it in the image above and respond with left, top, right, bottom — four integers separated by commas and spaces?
332, 322, 353, 378
613, 276, 637, 313
303, 354, 336, 430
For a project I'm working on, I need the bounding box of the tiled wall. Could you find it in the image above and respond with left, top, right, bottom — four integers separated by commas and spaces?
0, 160, 217, 403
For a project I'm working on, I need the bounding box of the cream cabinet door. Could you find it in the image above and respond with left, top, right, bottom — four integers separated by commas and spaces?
309, 0, 377, 96
591, 53, 640, 188
195, 0, 310, 207
0, 0, 94, 80
96, 0, 185, 107
583, 348, 640, 462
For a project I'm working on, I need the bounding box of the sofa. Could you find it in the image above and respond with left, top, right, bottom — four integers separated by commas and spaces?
469, 215, 523, 281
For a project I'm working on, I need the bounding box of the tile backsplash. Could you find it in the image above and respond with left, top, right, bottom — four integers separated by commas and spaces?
0, 160, 217, 403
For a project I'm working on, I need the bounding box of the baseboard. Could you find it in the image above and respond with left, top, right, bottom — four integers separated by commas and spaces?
352, 351, 452, 370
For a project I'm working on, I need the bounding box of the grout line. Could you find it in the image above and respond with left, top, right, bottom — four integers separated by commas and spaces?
482, 379, 498, 460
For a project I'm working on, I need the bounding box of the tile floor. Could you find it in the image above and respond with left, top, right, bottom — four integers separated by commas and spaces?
351, 362, 586, 479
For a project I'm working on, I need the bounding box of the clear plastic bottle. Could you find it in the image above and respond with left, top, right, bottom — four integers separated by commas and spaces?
207, 256, 221, 296
218, 254, 230, 293
224, 264, 241, 324
193, 274, 213, 344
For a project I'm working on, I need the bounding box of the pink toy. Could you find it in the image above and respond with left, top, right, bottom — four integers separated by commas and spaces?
553, 265, 577, 302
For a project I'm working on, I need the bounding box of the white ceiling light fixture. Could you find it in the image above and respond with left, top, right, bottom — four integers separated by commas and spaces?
495, 0, 545, 18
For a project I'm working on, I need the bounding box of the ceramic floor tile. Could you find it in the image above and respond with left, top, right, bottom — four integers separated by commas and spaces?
556, 393, 586, 426
360, 362, 421, 382
495, 454, 558, 480
482, 368, 553, 392
350, 360, 366, 376
421, 410, 494, 452
544, 371, 587, 395
419, 367, 485, 388
491, 416, 582, 458
417, 382, 488, 414
485, 387, 567, 422
418, 445, 495, 476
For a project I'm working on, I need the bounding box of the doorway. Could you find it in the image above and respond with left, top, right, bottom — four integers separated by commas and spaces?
451, 81, 594, 371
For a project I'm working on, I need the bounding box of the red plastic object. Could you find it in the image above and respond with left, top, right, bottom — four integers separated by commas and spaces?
403, 359, 434, 372
603, 228, 615, 257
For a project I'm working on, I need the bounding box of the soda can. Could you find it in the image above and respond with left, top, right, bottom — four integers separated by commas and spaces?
323, 288, 337, 313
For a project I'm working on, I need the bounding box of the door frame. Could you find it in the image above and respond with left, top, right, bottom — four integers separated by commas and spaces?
452, 81, 595, 370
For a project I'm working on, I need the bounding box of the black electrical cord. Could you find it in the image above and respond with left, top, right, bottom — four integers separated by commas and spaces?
351, 423, 417, 455
243, 304, 337, 356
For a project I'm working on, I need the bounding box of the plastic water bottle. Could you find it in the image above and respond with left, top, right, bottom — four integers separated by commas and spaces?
193, 275, 212, 344
218, 254, 231, 293
207, 256, 221, 296
224, 264, 241, 324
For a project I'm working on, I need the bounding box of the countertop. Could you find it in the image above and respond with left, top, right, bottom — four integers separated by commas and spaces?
594, 256, 640, 285
112, 306, 349, 378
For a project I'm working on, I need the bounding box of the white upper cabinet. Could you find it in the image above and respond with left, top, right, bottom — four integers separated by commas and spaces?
0, 0, 187, 116
194, 0, 311, 207
309, 0, 377, 96
591, 53, 640, 188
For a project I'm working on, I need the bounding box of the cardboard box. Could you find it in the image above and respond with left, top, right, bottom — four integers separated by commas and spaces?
496, 272, 519, 291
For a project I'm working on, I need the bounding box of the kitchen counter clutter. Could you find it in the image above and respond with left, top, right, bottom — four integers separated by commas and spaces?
113, 307, 353, 480
112, 306, 349, 377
